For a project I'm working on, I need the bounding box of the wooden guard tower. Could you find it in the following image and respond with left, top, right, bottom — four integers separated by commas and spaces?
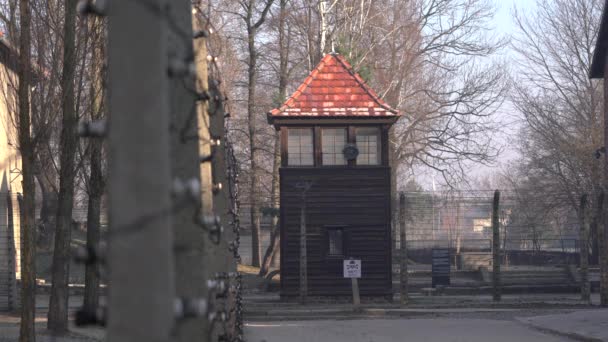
268, 53, 401, 298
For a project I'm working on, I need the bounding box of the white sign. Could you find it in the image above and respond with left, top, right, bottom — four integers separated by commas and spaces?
343, 259, 361, 278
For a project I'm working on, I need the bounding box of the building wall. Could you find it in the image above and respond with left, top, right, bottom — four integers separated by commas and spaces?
0, 40, 22, 311
279, 167, 392, 297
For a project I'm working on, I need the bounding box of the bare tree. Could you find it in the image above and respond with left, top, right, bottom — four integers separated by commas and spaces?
82, 15, 105, 315
259, 0, 289, 276
510, 0, 603, 216
0, 2, 69, 338
381, 0, 507, 186
236, 0, 275, 267
48, 0, 78, 333
17, 0, 36, 340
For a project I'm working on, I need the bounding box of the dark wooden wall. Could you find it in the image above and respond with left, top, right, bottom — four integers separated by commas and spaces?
279, 167, 392, 297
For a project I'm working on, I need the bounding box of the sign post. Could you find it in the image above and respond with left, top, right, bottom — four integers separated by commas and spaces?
344, 259, 361, 308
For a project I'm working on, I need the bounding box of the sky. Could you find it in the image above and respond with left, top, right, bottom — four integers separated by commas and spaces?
415, 0, 538, 190
489, 0, 536, 168
494, 0, 536, 36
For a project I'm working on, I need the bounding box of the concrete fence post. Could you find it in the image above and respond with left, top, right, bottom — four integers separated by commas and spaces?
169, 2, 212, 341
299, 193, 307, 304
492, 190, 501, 302
580, 194, 591, 304
107, 0, 176, 339
297, 181, 313, 304
399, 193, 409, 306
599, 190, 608, 307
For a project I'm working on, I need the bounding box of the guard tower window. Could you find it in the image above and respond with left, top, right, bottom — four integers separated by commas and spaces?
287, 128, 314, 166
356, 127, 381, 165
327, 227, 345, 257
321, 128, 347, 165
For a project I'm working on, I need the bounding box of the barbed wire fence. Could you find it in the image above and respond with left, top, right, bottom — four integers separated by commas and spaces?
398, 189, 600, 294
400, 189, 608, 305
70, 0, 243, 341
398, 190, 579, 265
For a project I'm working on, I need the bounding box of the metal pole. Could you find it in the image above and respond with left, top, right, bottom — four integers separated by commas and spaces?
107, 0, 175, 340
351, 277, 360, 308
580, 194, 591, 304
492, 190, 501, 302
399, 193, 408, 306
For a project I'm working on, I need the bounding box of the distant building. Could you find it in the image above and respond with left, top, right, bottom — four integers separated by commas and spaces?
591, 2, 608, 190
0, 33, 23, 311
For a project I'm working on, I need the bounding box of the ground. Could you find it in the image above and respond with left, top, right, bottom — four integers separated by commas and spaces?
245, 307, 608, 342
1, 291, 607, 341
0, 295, 104, 342
0, 313, 104, 342
246, 318, 572, 342
243, 285, 608, 342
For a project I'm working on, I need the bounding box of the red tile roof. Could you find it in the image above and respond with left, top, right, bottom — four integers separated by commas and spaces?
268, 54, 400, 119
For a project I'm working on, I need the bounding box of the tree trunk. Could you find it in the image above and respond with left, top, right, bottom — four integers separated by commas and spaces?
269, 216, 281, 268
34, 131, 60, 250
266, 132, 282, 270
259, 115, 282, 273
259, 197, 279, 273
259, 0, 288, 276
83, 183, 101, 312
318, 0, 327, 59
247, 16, 261, 267
259, 135, 280, 276
48, 0, 78, 333
592, 220, 599, 265
304, 2, 314, 71
83, 16, 104, 314
35, 174, 57, 250
17, 0, 36, 341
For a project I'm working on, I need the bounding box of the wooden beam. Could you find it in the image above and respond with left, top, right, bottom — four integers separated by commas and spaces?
280, 127, 288, 167
381, 125, 389, 167
348, 126, 356, 167
314, 126, 322, 167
